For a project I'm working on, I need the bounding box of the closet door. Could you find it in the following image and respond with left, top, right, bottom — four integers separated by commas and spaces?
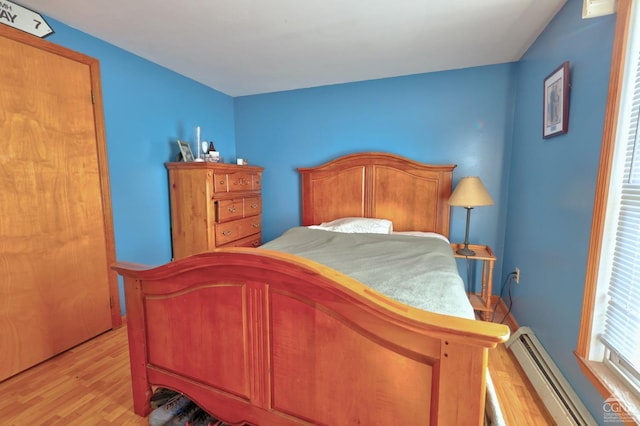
0, 26, 120, 381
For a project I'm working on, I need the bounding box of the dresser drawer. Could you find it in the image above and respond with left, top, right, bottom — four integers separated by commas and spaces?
216, 199, 244, 222
244, 196, 262, 217
218, 233, 261, 249
213, 171, 261, 193
216, 197, 262, 223
214, 216, 262, 246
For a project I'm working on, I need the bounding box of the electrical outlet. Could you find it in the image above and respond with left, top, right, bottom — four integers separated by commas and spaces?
515, 267, 520, 284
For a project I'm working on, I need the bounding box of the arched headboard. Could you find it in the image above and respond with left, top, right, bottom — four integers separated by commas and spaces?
298, 152, 456, 237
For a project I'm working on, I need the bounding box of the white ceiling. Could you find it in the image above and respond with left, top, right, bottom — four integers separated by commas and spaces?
18, 0, 567, 97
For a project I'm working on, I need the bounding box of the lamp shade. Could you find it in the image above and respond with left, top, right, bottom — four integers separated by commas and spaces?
449, 176, 494, 207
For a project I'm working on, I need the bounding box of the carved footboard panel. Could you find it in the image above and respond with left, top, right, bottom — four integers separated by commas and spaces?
113, 249, 509, 426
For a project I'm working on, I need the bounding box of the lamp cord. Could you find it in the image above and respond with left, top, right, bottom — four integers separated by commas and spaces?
465, 259, 517, 324
491, 272, 516, 323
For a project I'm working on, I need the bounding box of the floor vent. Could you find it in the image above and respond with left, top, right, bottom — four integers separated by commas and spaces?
506, 327, 596, 425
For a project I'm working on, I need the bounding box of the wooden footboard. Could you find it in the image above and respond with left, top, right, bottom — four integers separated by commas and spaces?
113, 249, 509, 426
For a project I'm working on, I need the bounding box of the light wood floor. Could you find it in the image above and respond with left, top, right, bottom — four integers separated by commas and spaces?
0, 308, 553, 425
487, 300, 555, 425
0, 326, 147, 426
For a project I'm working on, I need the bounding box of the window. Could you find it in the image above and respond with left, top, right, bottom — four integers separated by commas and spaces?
577, 0, 640, 422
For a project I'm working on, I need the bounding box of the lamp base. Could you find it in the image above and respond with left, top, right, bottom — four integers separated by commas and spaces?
456, 246, 476, 256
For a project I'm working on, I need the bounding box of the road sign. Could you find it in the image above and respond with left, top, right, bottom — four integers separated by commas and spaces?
0, 1, 53, 38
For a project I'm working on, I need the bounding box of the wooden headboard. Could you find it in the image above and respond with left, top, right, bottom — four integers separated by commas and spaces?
299, 152, 456, 237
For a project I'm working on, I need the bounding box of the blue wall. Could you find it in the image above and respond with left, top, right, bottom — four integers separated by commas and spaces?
235, 65, 517, 284
504, 0, 616, 420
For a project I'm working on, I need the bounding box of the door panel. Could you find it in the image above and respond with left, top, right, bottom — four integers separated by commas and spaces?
0, 26, 117, 381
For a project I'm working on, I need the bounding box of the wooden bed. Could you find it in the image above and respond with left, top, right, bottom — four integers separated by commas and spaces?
113, 152, 510, 425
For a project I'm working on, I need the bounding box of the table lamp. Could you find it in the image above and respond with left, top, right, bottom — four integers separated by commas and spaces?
449, 176, 494, 256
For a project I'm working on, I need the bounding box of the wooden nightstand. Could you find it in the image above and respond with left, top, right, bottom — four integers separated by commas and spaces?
451, 243, 496, 321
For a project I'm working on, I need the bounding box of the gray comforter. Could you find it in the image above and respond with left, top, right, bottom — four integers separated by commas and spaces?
260, 227, 474, 319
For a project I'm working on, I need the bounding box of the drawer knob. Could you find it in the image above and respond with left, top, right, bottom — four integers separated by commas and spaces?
252, 240, 260, 247
252, 223, 260, 228
228, 206, 237, 213
250, 203, 258, 209
222, 230, 232, 236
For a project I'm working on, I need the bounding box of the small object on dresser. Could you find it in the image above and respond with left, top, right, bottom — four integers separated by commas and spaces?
194, 127, 204, 162
177, 140, 194, 162
205, 141, 222, 163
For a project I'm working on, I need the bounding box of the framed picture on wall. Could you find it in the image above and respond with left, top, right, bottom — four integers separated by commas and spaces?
543, 61, 570, 139
177, 140, 194, 162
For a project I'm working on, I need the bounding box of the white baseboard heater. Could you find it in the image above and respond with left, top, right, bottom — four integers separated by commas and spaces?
506, 327, 597, 425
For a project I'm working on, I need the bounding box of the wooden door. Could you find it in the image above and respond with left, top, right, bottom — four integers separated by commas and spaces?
0, 25, 120, 381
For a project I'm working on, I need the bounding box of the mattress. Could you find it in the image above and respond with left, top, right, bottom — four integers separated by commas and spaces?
260, 227, 474, 319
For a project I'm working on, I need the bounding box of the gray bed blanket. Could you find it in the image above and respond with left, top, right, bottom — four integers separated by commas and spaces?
260, 227, 474, 320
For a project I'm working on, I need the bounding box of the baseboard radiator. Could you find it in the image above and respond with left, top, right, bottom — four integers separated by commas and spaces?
506, 327, 597, 425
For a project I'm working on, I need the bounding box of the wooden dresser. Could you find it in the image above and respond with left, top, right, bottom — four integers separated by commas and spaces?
167, 162, 264, 259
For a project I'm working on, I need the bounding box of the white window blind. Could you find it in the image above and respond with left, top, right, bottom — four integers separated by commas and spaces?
600, 40, 640, 384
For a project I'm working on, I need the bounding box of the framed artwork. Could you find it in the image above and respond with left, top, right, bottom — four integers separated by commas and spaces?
543, 61, 570, 139
177, 140, 194, 162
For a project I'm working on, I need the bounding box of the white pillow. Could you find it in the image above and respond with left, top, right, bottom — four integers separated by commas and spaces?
308, 217, 393, 234
392, 231, 450, 244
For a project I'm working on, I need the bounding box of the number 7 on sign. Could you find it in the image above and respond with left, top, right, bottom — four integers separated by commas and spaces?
0, 0, 54, 38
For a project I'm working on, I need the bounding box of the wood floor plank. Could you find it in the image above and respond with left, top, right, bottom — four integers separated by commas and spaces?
489, 300, 555, 425
0, 328, 147, 425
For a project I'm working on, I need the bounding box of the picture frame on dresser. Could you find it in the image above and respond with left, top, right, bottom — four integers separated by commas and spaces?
177, 140, 194, 162
543, 61, 570, 139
